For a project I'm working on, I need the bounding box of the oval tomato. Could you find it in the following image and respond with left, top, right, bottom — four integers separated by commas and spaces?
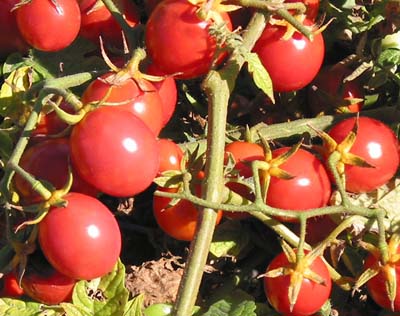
145, 0, 233, 79
264, 251, 332, 315
153, 186, 223, 241
70, 106, 160, 197
158, 138, 184, 175
15, 0, 81, 52
253, 19, 325, 92
82, 73, 164, 136
13, 138, 98, 204
327, 117, 399, 193
266, 147, 331, 218
38, 192, 122, 280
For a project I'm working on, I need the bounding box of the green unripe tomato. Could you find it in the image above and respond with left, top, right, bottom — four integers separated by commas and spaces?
144, 303, 173, 316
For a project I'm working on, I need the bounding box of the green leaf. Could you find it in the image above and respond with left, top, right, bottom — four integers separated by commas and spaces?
210, 220, 250, 258
124, 293, 144, 316
378, 48, 400, 67
71, 260, 129, 316
244, 52, 275, 104
0, 298, 61, 316
61, 303, 92, 316
0, 129, 14, 161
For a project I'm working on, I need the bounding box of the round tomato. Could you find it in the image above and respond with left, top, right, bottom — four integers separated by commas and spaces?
266, 147, 331, 218
79, 0, 140, 47
39, 192, 122, 280
145, 0, 233, 79
0, 272, 24, 298
15, 0, 81, 52
225, 141, 265, 178
253, 19, 325, 92
13, 138, 98, 204
82, 73, 164, 136
327, 117, 399, 193
70, 106, 160, 197
157, 138, 183, 175
0, 0, 28, 57
153, 187, 223, 241
308, 65, 364, 115
264, 251, 332, 315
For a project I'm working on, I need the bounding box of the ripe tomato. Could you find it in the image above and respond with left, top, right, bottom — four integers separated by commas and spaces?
157, 138, 183, 175
266, 147, 331, 217
79, 0, 140, 47
264, 251, 332, 315
39, 192, 122, 280
327, 117, 399, 193
0, 272, 24, 298
70, 106, 160, 197
15, 0, 81, 52
82, 73, 164, 136
253, 19, 325, 92
153, 187, 223, 241
308, 65, 364, 115
145, 0, 233, 79
225, 141, 265, 178
0, 0, 28, 57
13, 138, 98, 204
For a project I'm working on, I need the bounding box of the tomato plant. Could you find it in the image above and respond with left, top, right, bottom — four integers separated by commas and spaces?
145, 0, 233, 79
70, 106, 159, 197
15, 0, 81, 52
327, 117, 399, 193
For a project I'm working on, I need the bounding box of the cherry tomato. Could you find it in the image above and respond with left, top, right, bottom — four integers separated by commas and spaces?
264, 251, 332, 315
79, 0, 140, 47
70, 106, 160, 197
0, 0, 28, 57
82, 73, 164, 136
153, 187, 223, 241
327, 117, 399, 193
157, 138, 184, 175
39, 192, 122, 280
145, 0, 233, 79
253, 19, 325, 92
308, 65, 364, 115
0, 272, 24, 298
15, 0, 81, 52
13, 138, 98, 204
225, 141, 265, 178
266, 147, 331, 218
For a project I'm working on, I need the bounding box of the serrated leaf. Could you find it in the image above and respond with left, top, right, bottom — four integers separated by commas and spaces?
61, 303, 92, 316
378, 48, 400, 67
201, 290, 257, 316
0, 298, 61, 316
210, 221, 250, 258
72, 260, 129, 316
244, 52, 275, 104
123, 293, 144, 316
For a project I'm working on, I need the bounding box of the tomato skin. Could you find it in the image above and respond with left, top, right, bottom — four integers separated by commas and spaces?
13, 138, 98, 204
266, 147, 331, 216
153, 187, 223, 241
0, 273, 24, 298
79, 0, 140, 47
82, 73, 164, 136
264, 251, 332, 315
157, 139, 183, 175
253, 20, 324, 92
15, 0, 81, 52
328, 117, 399, 193
39, 192, 122, 280
70, 106, 160, 197
145, 0, 232, 79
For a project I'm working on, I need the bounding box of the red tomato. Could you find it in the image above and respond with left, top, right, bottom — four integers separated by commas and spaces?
39, 192, 122, 280
266, 147, 331, 218
225, 141, 265, 178
308, 65, 364, 115
157, 138, 183, 175
70, 106, 160, 197
327, 117, 399, 193
145, 0, 233, 79
146, 63, 178, 126
253, 19, 325, 92
0, 272, 24, 298
0, 0, 28, 57
264, 251, 332, 315
82, 73, 164, 136
153, 187, 223, 241
13, 138, 98, 204
15, 0, 81, 52
79, 0, 140, 47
